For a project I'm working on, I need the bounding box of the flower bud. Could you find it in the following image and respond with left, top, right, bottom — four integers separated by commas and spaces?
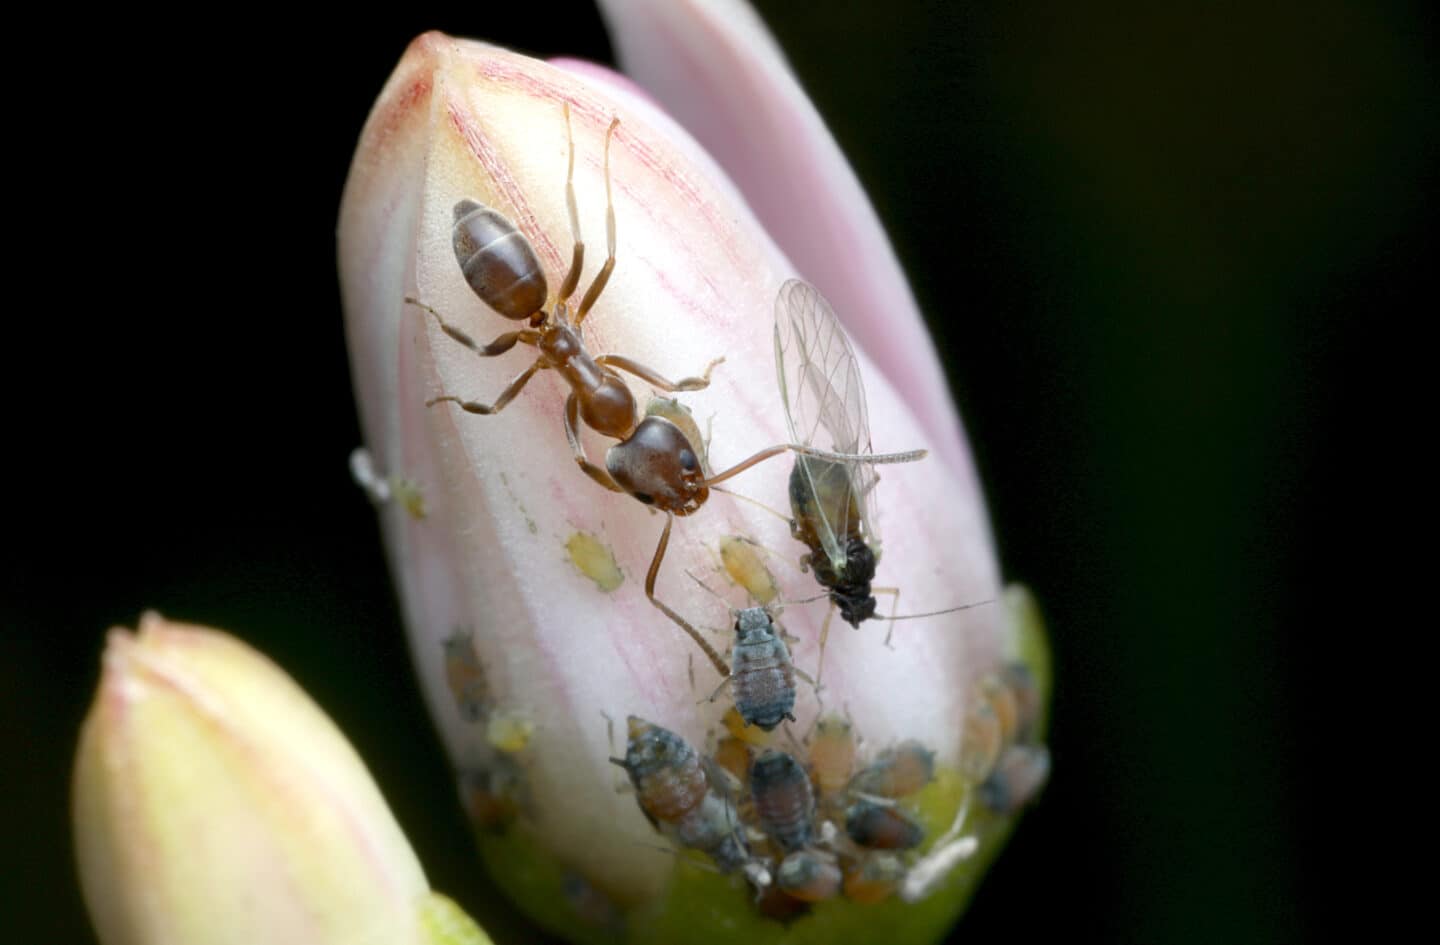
338, 17, 1050, 943
72, 612, 492, 945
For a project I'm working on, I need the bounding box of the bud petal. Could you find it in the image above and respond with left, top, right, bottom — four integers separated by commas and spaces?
593, 0, 973, 477
72, 613, 488, 945
339, 31, 1049, 944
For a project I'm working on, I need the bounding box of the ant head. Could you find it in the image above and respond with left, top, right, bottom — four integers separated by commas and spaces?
607, 417, 708, 515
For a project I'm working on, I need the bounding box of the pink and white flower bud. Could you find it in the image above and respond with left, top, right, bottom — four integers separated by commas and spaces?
338, 22, 1043, 941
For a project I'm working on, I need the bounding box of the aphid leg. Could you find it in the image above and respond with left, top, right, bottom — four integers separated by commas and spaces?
793, 664, 818, 691
557, 103, 586, 305
876, 586, 901, 648
813, 606, 836, 693
703, 675, 733, 704
596, 354, 726, 393
645, 513, 732, 679
563, 394, 626, 492
428, 360, 544, 415
408, 298, 541, 357
574, 117, 621, 325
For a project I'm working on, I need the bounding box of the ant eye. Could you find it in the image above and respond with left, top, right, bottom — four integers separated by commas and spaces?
634, 492, 654, 505
680, 451, 698, 472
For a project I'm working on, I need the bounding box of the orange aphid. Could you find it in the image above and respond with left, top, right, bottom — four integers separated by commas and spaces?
712, 736, 752, 786
849, 740, 934, 798
842, 854, 905, 904
808, 714, 856, 799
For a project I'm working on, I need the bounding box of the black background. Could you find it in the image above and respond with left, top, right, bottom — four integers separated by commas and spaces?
6, 2, 1433, 941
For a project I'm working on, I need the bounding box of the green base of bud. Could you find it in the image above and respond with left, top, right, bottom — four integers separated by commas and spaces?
474, 767, 1034, 945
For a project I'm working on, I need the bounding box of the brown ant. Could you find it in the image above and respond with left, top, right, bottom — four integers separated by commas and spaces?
412, 104, 922, 679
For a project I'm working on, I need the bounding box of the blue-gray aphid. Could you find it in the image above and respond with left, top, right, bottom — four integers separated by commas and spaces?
729, 607, 797, 731
749, 749, 815, 852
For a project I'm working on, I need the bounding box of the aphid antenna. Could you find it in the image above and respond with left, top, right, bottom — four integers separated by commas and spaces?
599, 710, 616, 752
699, 444, 926, 490
778, 591, 830, 607
885, 598, 997, 623
684, 568, 739, 617
878, 597, 998, 649
710, 485, 791, 525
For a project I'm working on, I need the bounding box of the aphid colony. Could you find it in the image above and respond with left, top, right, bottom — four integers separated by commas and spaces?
612, 659, 1043, 914
402, 101, 1053, 916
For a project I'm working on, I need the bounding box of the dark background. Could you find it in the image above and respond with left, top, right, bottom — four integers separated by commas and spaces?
6, 1, 1432, 941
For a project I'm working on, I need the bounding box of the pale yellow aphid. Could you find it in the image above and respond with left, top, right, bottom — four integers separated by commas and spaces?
565, 531, 624, 592
722, 705, 774, 747
486, 708, 535, 753
719, 535, 781, 605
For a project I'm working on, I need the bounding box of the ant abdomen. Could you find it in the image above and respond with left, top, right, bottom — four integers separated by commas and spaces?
451, 199, 547, 320
579, 375, 637, 438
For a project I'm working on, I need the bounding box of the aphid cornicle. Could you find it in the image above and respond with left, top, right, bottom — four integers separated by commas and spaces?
750, 749, 816, 853
419, 111, 926, 684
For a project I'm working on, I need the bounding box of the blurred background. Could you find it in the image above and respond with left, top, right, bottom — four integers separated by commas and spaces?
6, 1, 1432, 940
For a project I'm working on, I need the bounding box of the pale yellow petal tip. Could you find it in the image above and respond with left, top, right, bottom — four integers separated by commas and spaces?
417, 892, 494, 945
76, 616, 432, 945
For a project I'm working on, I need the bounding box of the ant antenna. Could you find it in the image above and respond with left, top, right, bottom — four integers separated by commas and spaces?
563, 103, 580, 264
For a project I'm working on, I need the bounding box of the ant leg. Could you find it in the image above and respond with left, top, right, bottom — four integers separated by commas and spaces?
557, 103, 586, 304
876, 587, 901, 648
646, 513, 732, 679
408, 299, 540, 357
595, 354, 726, 393
813, 606, 836, 692
428, 360, 543, 415
563, 393, 625, 493
573, 117, 621, 326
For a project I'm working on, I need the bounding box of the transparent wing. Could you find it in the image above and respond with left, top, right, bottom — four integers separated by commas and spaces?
774, 279, 878, 570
